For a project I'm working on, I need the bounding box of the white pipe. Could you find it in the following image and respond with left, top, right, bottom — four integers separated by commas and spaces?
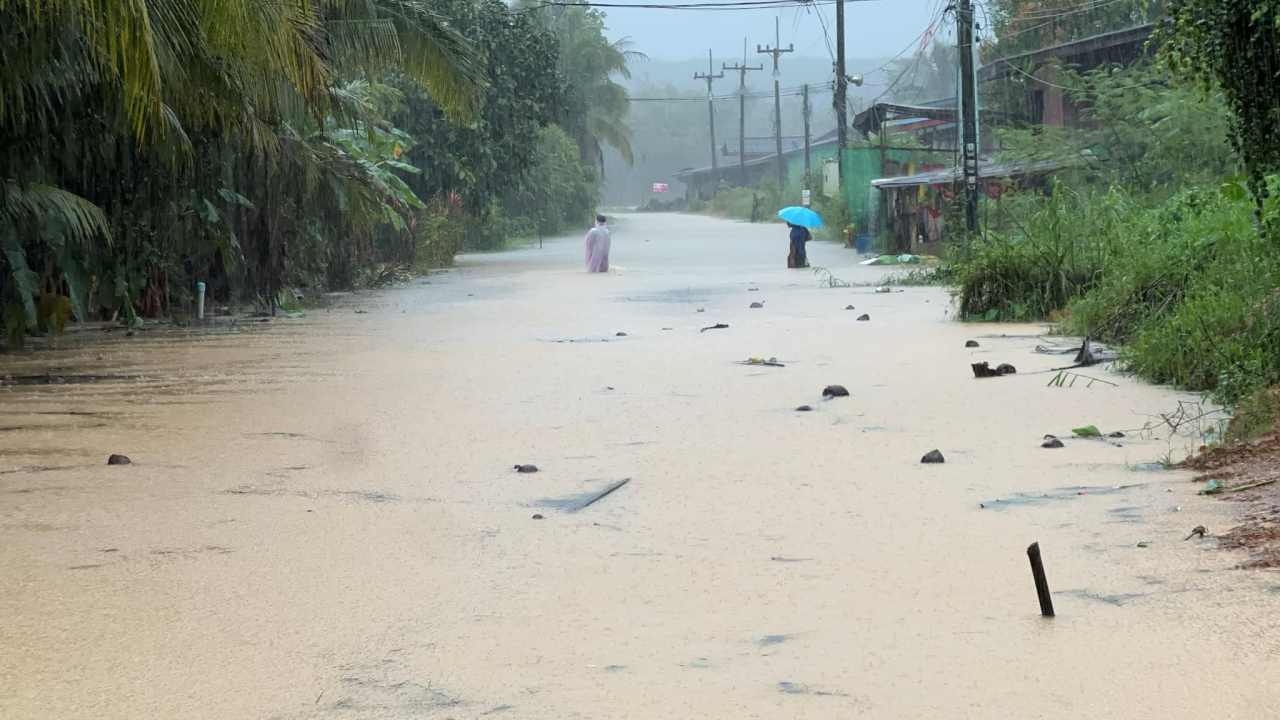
196, 281, 206, 320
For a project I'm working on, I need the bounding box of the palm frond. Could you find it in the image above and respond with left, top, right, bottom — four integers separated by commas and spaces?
322, 0, 484, 121
1, 180, 111, 247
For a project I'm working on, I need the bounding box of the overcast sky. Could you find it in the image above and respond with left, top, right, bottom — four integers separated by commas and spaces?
601, 0, 950, 62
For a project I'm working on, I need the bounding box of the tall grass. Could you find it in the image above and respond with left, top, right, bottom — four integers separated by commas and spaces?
952, 181, 1280, 406
954, 186, 1131, 320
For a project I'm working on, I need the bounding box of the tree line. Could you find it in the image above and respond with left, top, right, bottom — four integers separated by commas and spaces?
0, 0, 635, 345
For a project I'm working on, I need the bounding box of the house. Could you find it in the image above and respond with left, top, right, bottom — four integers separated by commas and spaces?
865, 24, 1156, 249
674, 130, 837, 203
979, 23, 1155, 128
870, 160, 1064, 254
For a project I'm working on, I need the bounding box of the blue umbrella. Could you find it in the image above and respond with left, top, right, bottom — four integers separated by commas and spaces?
777, 206, 824, 229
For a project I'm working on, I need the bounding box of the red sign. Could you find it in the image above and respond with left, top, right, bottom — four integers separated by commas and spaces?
651, 182, 669, 193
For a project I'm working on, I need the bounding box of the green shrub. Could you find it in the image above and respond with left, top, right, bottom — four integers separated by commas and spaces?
1062, 184, 1280, 404
413, 203, 464, 269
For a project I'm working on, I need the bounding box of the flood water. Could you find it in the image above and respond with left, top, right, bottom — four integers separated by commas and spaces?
2, 213, 1278, 718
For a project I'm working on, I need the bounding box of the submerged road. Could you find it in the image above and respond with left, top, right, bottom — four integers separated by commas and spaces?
2, 213, 1278, 719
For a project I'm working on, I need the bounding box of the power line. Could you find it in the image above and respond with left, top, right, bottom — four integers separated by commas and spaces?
524, 0, 880, 10
865, 2, 951, 106
1005, 0, 1133, 22
810, 3, 836, 61
848, 0, 949, 82
628, 85, 832, 102
996, 59, 1157, 91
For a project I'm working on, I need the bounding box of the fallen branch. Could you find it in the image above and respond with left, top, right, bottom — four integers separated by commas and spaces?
1221, 478, 1279, 495
573, 478, 631, 512
1047, 370, 1118, 388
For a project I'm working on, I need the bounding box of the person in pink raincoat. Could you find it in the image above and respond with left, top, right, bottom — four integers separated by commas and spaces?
584, 214, 611, 273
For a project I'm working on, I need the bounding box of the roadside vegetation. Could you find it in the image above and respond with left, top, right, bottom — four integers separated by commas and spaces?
949, 1, 1280, 433
1, 0, 636, 346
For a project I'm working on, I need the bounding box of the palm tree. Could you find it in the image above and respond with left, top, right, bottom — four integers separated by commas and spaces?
534, 4, 644, 171
1, 0, 483, 341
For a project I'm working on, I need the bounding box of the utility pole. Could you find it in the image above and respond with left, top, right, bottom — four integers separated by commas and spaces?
757, 17, 792, 191
957, 0, 980, 233
802, 83, 811, 202
835, 0, 848, 198
693, 49, 725, 175
723, 38, 763, 187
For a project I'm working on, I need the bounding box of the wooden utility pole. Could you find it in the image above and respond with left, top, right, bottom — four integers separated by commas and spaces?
957, 0, 980, 233
757, 17, 793, 191
723, 38, 763, 187
693, 49, 725, 175
802, 83, 811, 198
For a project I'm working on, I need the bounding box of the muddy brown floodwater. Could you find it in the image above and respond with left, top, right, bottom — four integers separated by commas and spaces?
2, 213, 1279, 719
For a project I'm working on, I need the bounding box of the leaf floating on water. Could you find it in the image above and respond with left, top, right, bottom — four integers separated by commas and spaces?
1072, 425, 1102, 438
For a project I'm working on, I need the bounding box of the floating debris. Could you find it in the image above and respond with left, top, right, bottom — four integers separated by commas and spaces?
513, 464, 539, 474
107, 454, 132, 465
1072, 425, 1102, 438
795, 405, 814, 412
971, 361, 1016, 378
965, 340, 980, 348
615, 331, 628, 337
700, 323, 729, 332
749, 302, 764, 309
856, 314, 871, 321
822, 385, 850, 398
1185, 525, 1208, 540
845, 304, 856, 310
1042, 436, 1064, 449
536, 479, 632, 513
531, 514, 544, 520
921, 449, 945, 464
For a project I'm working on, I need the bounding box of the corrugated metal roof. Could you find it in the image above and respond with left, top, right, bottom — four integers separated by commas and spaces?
870, 159, 1067, 189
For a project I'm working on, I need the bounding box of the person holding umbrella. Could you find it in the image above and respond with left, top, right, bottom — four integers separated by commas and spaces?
777, 206, 823, 269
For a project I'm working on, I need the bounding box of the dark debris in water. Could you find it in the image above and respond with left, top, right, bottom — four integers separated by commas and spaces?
821, 385, 849, 398
758, 634, 791, 647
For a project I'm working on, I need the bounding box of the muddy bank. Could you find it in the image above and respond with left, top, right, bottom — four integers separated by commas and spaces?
1182, 401, 1280, 569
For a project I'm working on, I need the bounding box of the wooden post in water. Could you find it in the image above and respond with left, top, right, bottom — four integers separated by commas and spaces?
1026, 542, 1055, 617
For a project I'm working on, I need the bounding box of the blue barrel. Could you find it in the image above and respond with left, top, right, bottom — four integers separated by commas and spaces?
854, 233, 872, 254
